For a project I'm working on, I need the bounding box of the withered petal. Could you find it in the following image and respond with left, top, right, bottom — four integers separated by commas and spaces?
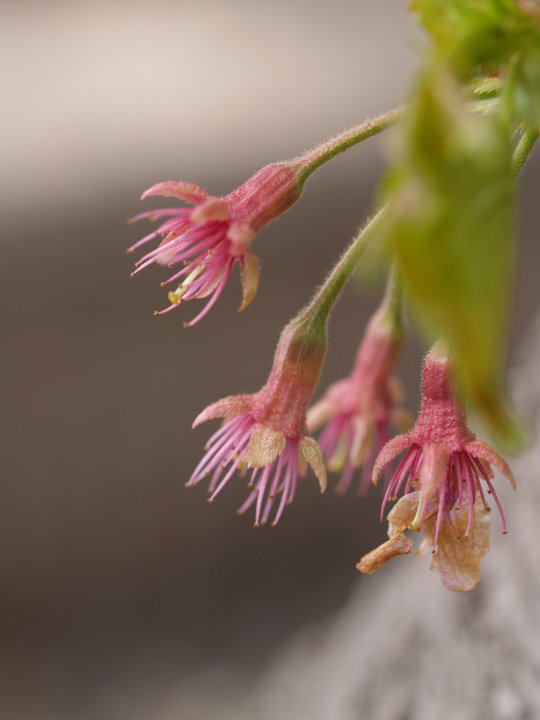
245, 425, 286, 468
300, 436, 327, 493
356, 492, 420, 575
238, 251, 260, 313
424, 503, 491, 592
356, 535, 413, 574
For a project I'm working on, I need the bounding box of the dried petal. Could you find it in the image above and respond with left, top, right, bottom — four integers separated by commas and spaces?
356, 492, 420, 574
245, 425, 286, 468
297, 445, 308, 477
356, 535, 413, 574
424, 503, 491, 592
238, 251, 260, 313
388, 492, 418, 532
300, 436, 327, 493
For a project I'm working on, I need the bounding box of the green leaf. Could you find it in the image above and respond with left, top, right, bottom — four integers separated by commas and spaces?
504, 39, 540, 129
411, 0, 538, 77
382, 68, 518, 446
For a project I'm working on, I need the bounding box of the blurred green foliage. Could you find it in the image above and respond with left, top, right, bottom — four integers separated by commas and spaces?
380, 1, 540, 446
504, 39, 540, 129
383, 70, 516, 443
411, 0, 538, 75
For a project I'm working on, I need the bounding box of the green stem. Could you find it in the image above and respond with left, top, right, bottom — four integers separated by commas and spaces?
298, 207, 386, 330
378, 261, 404, 336
291, 79, 503, 186
293, 110, 404, 185
512, 128, 539, 174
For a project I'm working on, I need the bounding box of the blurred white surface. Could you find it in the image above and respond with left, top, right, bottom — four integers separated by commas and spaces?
2, 0, 416, 216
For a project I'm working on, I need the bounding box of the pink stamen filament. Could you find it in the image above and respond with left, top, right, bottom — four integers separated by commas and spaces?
380, 445, 417, 520
319, 415, 392, 496
188, 416, 253, 484
481, 474, 507, 532
184, 265, 233, 326
380, 445, 507, 541
237, 441, 299, 526
433, 474, 447, 550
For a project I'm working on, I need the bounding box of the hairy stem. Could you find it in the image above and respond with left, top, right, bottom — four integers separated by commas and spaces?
512, 128, 539, 174
291, 78, 505, 186
293, 111, 404, 184
298, 207, 386, 330
378, 262, 404, 336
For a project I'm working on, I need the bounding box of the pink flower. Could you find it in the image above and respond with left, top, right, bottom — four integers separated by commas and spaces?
128, 164, 302, 326
187, 321, 327, 525
373, 348, 516, 548
307, 309, 411, 495
357, 349, 516, 591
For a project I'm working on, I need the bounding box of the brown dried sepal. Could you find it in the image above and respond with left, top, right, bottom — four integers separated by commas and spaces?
299, 436, 327, 493
238, 251, 260, 313
422, 503, 491, 592
356, 492, 421, 574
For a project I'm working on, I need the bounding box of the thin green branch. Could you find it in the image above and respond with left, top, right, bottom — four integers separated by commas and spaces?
378, 262, 404, 336
293, 110, 404, 184
512, 128, 539, 174
291, 78, 504, 187
298, 207, 386, 329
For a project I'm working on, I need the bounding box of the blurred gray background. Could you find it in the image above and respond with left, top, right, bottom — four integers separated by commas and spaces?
2, 2, 539, 718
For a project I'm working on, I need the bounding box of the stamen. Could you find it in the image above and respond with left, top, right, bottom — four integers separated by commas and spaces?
411, 491, 426, 531
433, 481, 447, 550
183, 265, 232, 327
380, 445, 416, 520
482, 475, 508, 533
254, 465, 273, 526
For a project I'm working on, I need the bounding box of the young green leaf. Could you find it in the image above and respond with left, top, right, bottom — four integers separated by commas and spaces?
504, 40, 540, 129
381, 68, 518, 445
411, 0, 538, 77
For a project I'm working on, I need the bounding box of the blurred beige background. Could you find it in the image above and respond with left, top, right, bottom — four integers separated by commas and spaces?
2, 2, 539, 718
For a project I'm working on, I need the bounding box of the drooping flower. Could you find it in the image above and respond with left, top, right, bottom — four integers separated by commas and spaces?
187, 319, 327, 525
307, 307, 412, 495
357, 347, 516, 591
128, 163, 302, 325
127, 111, 405, 325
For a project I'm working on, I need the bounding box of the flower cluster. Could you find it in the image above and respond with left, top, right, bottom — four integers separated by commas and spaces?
127, 108, 520, 592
